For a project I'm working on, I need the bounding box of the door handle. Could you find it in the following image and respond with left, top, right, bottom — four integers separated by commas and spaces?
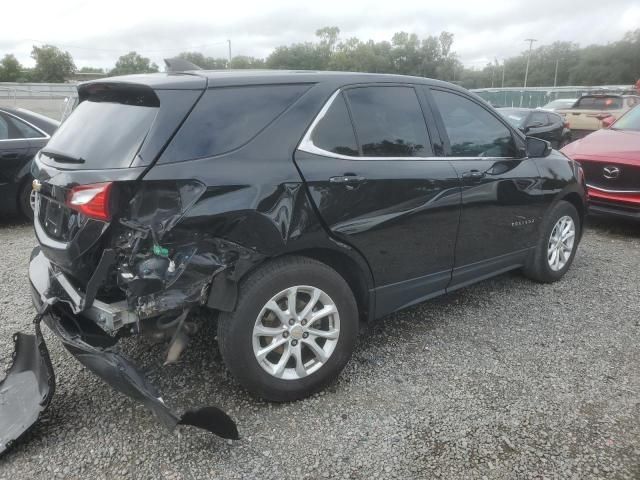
462, 170, 485, 180
1, 153, 20, 160
329, 175, 366, 184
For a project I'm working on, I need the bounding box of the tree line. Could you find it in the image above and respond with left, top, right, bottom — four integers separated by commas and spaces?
1, 27, 638, 88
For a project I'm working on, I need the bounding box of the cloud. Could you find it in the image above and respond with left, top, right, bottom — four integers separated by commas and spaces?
0, 0, 635, 70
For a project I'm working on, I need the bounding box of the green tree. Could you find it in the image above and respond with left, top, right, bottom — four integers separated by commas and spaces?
31, 45, 75, 82
229, 56, 265, 69
0, 54, 23, 82
177, 52, 228, 69
110, 52, 159, 76
78, 66, 104, 73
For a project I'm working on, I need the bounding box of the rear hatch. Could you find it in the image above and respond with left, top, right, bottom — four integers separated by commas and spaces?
33, 76, 206, 283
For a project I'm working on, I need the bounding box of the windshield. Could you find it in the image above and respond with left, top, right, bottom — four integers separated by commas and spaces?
42, 100, 158, 169
612, 105, 640, 131
498, 109, 527, 128
574, 96, 623, 110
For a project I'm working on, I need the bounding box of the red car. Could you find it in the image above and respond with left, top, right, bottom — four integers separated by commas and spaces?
562, 105, 640, 219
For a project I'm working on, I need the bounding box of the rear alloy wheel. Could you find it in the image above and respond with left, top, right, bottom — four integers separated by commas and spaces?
252, 286, 340, 380
523, 200, 580, 283
217, 256, 358, 401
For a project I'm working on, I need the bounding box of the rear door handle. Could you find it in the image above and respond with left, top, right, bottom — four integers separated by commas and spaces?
462, 170, 485, 180
329, 175, 366, 184
1, 153, 20, 160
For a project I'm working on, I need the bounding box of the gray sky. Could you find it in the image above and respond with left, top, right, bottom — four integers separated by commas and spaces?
2, 0, 638, 70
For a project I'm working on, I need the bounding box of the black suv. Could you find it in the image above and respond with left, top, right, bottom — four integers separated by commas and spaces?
11, 71, 587, 445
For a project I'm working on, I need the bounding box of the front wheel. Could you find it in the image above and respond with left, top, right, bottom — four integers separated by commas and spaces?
523, 200, 580, 283
217, 256, 358, 401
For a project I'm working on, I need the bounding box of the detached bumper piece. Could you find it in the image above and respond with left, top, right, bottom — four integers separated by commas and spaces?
0, 320, 55, 454
45, 311, 238, 439
0, 312, 238, 456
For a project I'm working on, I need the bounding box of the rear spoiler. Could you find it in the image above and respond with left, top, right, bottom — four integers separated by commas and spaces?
164, 57, 202, 72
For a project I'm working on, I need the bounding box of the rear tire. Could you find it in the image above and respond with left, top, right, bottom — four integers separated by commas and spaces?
18, 178, 35, 221
523, 200, 580, 283
217, 256, 358, 401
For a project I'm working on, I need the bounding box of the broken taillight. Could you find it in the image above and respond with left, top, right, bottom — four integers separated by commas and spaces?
66, 182, 113, 221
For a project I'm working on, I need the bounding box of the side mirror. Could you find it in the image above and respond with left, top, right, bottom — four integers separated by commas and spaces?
526, 136, 552, 157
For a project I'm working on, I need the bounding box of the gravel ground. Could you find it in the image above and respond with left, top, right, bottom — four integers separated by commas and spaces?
0, 215, 638, 479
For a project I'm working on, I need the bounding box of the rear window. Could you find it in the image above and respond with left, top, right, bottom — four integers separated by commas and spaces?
574, 96, 623, 110
499, 109, 528, 128
160, 84, 310, 163
42, 100, 158, 169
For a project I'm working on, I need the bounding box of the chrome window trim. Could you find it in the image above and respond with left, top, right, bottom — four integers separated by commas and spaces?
297, 88, 514, 162
0, 109, 51, 142
586, 184, 640, 194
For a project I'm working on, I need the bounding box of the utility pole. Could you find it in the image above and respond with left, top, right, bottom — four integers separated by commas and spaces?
553, 57, 559, 87
523, 38, 537, 88
227, 39, 232, 69
522, 38, 537, 107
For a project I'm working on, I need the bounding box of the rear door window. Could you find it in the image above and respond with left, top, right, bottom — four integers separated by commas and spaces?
430, 89, 516, 158
311, 94, 359, 156
344, 86, 431, 157
161, 84, 311, 162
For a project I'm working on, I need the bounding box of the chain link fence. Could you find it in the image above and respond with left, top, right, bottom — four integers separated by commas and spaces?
472, 85, 637, 108
0, 83, 78, 120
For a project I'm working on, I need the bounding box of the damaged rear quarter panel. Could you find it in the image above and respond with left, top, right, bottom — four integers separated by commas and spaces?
123, 82, 374, 317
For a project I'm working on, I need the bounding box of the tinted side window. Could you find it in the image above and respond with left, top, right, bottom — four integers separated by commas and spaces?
0, 114, 10, 140
162, 84, 310, 162
0, 112, 43, 139
345, 86, 431, 157
431, 90, 516, 157
311, 94, 358, 156
8, 117, 44, 138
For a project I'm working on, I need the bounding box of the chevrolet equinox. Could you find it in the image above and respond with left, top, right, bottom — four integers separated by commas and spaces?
1, 70, 587, 448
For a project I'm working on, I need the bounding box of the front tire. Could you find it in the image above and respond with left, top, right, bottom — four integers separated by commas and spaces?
523, 200, 580, 283
217, 256, 358, 401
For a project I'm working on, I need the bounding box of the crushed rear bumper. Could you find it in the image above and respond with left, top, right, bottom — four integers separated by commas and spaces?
0, 248, 239, 456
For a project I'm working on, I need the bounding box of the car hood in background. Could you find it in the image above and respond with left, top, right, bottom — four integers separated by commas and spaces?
561, 128, 640, 165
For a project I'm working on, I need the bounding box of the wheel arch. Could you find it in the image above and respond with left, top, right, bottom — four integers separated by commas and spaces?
283, 247, 374, 323
561, 191, 585, 235
208, 246, 375, 324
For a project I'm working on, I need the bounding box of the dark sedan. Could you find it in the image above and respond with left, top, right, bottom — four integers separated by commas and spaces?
498, 108, 571, 149
0, 107, 59, 219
